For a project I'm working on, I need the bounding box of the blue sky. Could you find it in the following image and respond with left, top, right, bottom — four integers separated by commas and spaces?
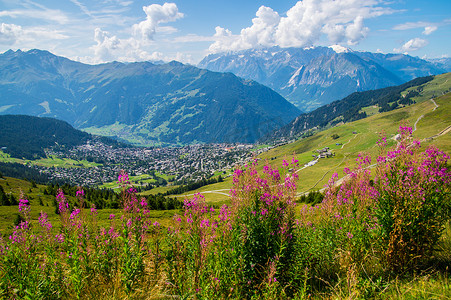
0, 0, 450, 64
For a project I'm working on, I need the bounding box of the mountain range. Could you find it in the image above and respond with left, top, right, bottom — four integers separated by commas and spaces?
199, 46, 449, 112
1, 48, 449, 146
0, 49, 300, 145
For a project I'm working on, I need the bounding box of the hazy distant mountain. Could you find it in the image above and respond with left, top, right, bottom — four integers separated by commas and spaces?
427, 57, 451, 71
198, 46, 447, 112
0, 49, 300, 145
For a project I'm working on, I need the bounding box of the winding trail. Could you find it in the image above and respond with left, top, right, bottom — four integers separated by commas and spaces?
297, 155, 348, 196
418, 98, 451, 140
413, 99, 439, 133
413, 115, 424, 132
425, 125, 451, 141
173, 188, 230, 198
341, 133, 359, 149
431, 98, 439, 111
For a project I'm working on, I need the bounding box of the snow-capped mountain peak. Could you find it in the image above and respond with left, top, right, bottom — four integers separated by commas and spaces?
329, 44, 350, 53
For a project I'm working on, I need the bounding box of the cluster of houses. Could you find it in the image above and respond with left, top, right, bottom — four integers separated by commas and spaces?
314, 146, 335, 159
40, 141, 255, 186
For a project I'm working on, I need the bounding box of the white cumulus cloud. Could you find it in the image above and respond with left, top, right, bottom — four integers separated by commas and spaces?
91, 28, 164, 63
209, 6, 280, 52
393, 38, 428, 53
90, 2, 185, 63
209, 0, 392, 53
92, 28, 121, 61
0, 23, 68, 48
423, 26, 437, 35
240, 6, 280, 48
132, 3, 183, 41
208, 26, 235, 53
344, 16, 369, 45
0, 23, 22, 46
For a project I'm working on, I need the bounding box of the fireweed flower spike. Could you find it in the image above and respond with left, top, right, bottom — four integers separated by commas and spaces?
18, 194, 30, 216
117, 169, 131, 186
282, 159, 289, 167
56, 189, 69, 214
75, 188, 85, 198
38, 211, 52, 231
55, 188, 71, 227
75, 187, 85, 208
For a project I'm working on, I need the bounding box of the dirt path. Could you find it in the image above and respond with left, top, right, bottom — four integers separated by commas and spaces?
431, 98, 439, 111
413, 99, 439, 133
413, 115, 424, 132
174, 189, 230, 198
341, 133, 359, 149
425, 125, 451, 141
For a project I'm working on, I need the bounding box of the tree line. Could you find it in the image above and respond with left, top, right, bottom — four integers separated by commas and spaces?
163, 175, 224, 196
0, 178, 183, 211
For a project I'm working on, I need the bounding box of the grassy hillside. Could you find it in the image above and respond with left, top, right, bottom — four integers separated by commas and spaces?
0, 176, 67, 233
273, 72, 451, 140
403, 71, 451, 101
0, 151, 101, 168
261, 92, 450, 190
167, 81, 450, 200
0, 176, 178, 235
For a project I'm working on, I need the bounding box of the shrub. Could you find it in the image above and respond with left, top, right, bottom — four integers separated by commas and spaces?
375, 126, 451, 272
163, 158, 300, 298
296, 154, 382, 296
